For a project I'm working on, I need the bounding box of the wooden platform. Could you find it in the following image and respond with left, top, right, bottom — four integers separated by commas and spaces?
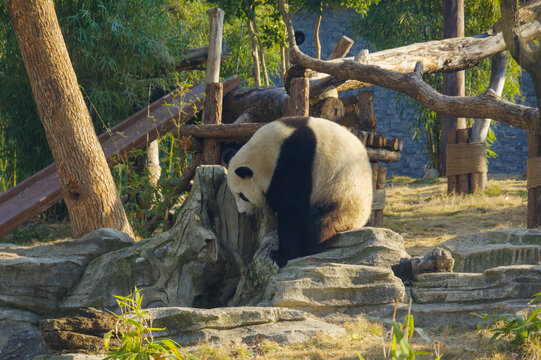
0, 76, 241, 239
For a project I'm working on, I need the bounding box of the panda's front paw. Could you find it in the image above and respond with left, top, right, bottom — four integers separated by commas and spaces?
270, 249, 288, 267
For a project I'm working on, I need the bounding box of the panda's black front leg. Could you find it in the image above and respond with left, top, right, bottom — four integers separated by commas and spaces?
270, 212, 305, 267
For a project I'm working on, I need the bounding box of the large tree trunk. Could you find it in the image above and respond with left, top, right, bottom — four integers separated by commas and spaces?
6, 0, 134, 238
441, 0, 465, 176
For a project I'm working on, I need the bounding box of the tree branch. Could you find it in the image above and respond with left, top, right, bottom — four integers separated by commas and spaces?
501, 0, 541, 75
277, 0, 540, 131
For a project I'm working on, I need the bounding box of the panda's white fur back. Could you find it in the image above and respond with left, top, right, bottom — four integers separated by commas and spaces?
308, 117, 373, 230
227, 116, 372, 231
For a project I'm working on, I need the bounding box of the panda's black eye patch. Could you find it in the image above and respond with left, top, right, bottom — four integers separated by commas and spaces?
239, 193, 250, 202
235, 166, 254, 179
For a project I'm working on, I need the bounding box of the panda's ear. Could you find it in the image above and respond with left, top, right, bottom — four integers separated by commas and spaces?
222, 148, 238, 167
235, 166, 254, 179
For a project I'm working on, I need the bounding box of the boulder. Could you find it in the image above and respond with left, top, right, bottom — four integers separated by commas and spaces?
305, 227, 410, 268
40, 308, 124, 354
0, 229, 133, 315
146, 306, 345, 346
438, 228, 541, 272
405, 265, 541, 328
61, 166, 273, 311
263, 263, 405, 320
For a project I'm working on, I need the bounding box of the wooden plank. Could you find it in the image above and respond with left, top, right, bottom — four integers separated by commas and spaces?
0, 76, 241, 239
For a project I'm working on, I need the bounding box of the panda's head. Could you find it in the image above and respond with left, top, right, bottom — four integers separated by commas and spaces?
223, 147, 266, 215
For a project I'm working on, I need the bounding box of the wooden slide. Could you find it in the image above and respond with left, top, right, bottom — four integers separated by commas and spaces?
0, 76, 241, 239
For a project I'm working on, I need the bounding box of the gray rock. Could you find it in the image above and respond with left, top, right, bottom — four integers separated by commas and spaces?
0, 330, 50, 360
146, 306, 345, 346
264, 263, 405, 319
438, 228, 541, 272
411, 265, 541, 304
62, 166, 270, 311
400, 299, 538, 329
316, 227, 410, 268
0, 307, 42, 349
0, 229, 133, 315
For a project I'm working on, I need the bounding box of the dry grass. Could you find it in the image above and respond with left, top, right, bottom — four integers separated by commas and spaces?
184, 318, 520, 360
383, 175, 527, 256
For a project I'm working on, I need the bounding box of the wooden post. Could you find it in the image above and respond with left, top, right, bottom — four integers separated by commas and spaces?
528, 132, 541, 228
328, 36, 354, 60
456, 128, 469, 194
447, 129, 458, 194
441, 0, 465, 176
289, 77, 309, 116
202, 8, 224, 165
368, 162, 386, 226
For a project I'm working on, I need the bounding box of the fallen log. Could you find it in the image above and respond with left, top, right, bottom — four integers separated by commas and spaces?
222, 87, 287, 124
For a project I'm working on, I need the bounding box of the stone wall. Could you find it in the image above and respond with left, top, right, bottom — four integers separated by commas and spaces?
292, 9, 537, 178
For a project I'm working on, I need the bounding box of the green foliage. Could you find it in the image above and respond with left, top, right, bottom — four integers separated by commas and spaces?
0, 0, 189, 189
104, 287, 184, 359
359, 301, 442, 360
475, 292, 541, 349
110, 80, 199, 239
289, 0, 379, 16
351, 0, 523, 170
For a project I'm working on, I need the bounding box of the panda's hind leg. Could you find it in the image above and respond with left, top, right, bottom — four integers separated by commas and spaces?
303, 202, 339, 256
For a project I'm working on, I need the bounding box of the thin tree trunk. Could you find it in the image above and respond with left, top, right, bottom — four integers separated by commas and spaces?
314, 12, 322, 59
252, 17, 269, 86
6, 0, 134, 238
280, 45, 287, 86
247, 18, 261, 87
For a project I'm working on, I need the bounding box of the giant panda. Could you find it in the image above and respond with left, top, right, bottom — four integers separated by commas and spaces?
224, 116, 373, 267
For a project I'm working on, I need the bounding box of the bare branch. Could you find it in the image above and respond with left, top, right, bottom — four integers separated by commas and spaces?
309, 19, 541, 97
294, 47, 539, 130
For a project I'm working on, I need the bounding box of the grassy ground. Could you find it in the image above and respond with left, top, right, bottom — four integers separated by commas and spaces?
384, 174, 527, 256
1, 175, 537, 359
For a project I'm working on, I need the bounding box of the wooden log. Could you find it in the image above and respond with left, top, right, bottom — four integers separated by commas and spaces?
306, 16, 541, 98
179, 123, 263, 138
358, 90, 377, 131
366, 148, 401, 163
456, 127, 469, 194
176, 43, 228, 71
309, 97, 344, 121
284, 65, 314, 95
222, 87, 287, 124
204, 9, 224, 84
203, 8, 224, 165
447, 129, 458, 195
339, 90, 377, 131
528, 132, 541, 228
289, 77, 309, 116
385, 138, 404, 152
328, 36, 354, 60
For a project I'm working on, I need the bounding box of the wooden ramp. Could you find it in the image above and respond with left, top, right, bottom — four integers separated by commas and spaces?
0, 76, 241, 238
